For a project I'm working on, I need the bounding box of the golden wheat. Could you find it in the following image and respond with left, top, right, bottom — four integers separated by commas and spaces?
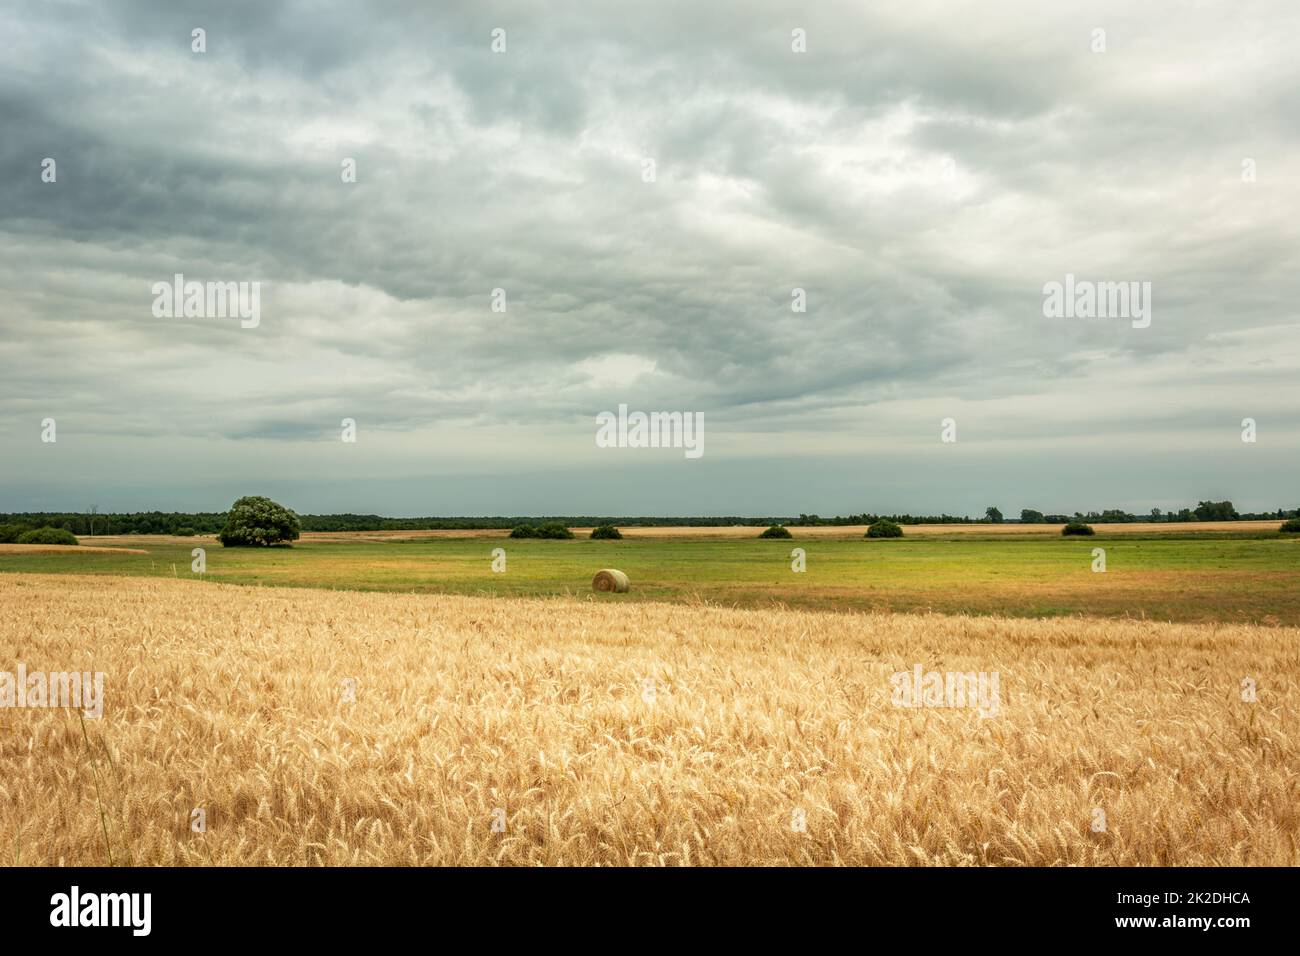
1, 573, 1295, 866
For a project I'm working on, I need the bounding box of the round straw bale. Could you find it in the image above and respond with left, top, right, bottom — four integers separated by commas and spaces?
592, 568, 629, 593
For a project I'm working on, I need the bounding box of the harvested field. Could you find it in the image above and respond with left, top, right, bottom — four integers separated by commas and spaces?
590, 521, 1288, 539
0, 543, 148, 555
273, 521, 1290, 543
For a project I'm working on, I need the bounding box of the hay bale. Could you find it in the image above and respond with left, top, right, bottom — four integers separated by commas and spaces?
592, 568, 629, 593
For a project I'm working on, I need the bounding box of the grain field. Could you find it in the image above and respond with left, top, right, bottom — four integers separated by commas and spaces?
1, 574, 1295, 865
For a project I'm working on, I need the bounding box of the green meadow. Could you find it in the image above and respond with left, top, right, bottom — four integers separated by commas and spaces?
3, 531, 1298, 625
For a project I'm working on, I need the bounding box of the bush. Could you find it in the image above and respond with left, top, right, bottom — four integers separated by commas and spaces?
1062, 521, 1095, 536
174, 527, 197, 537
759, 525, 792, 539
217, 496, 301, 547
0, 524, 33, 544
590, 524, 623, 540
510, 523, 573, 539
866, 519, 903, 538
15, 527, 79, 546
1280, 518, 1300, 534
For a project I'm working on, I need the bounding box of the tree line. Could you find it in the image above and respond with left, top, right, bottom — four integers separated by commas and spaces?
1014, 501, 1286, 524
0, 500, 1295, 536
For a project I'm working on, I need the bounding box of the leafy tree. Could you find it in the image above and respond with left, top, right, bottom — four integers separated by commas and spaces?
1062, 522, 1095, 536
759, 525, 792, 539
985, 507, 1003, 523
590, 524, 622, 540
1280, 518, 1300, 534
1194, 500, 1238, 521
1020, 509, 1045, 524
217, 496, 301, 547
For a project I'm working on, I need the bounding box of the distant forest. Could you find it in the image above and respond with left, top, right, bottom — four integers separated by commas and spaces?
0, 500, 1296, 536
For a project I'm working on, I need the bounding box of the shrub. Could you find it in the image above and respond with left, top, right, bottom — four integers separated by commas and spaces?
0, 524, 33, 544
590, 524, 623, 540
511, 523, 573, 539
1062, 522, 1095, 536
759, 525, 792, 539
866, 519, 903, 538
16, 527, 79, 546
174, 527, 197, 537
1280, 517, 1300, 534
217, 496, 301, 547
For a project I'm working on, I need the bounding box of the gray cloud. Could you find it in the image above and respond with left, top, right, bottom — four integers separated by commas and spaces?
1, 0, 1297, 514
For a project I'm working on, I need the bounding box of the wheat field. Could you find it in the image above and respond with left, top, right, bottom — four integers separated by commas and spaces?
1, 573, 1296, 866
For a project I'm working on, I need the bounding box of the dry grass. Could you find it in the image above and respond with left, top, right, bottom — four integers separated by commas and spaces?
600, 520, 1285, 539
78, 520, 1282, 549
1, 573, 1295, 866
282, 520, 1286, 542
0, 543, 148, 554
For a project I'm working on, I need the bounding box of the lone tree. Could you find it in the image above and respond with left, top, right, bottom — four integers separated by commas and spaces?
985, 506, 1004, 524
218, 496, 301, 547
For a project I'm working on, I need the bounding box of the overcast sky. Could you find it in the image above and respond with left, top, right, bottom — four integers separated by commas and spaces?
1, 0, 1297, 517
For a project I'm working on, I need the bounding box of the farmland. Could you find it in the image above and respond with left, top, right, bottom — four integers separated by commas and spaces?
4, 522, 1296, 867
2, 573, 1296, 866
1, 523, 1297, 625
